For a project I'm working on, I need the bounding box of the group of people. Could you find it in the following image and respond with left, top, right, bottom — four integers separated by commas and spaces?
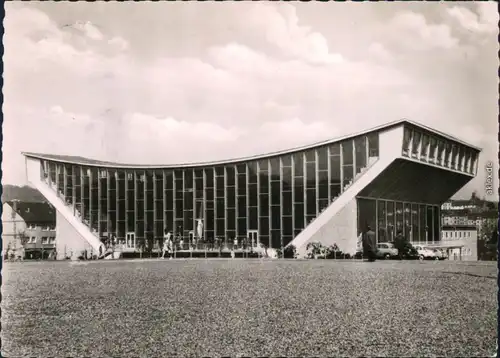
160, 230, 260, 258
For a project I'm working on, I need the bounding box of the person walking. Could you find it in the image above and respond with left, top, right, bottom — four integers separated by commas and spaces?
363, 225, 377, 262
162, 231, 172, 259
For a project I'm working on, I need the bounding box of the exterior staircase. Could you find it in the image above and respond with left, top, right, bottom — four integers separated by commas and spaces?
288, 155, 396, 258
25, 158, 107, 259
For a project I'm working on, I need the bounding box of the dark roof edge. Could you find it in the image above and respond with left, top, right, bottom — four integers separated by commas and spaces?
22, 119, 483, 169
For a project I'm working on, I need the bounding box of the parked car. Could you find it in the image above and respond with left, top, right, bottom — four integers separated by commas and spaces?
414, 245, 438, 260
376, 243, 399, 259
432, 249, 447, 260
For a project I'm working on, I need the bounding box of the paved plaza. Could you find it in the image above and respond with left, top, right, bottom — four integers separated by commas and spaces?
1, 259, 497, 357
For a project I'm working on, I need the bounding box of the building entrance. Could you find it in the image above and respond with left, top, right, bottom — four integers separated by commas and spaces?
125, 232, 136, 249
247, 230, 259, 248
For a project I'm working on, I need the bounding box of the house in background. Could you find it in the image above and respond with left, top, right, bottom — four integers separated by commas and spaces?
2, 200, 57, 259
441, 225, 478, 261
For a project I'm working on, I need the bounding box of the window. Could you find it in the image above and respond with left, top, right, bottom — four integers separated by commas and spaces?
420, 135, 429, 160
367, 133, 379, 158
49, 237, 56, 244
411, 131, 421, 157
41, 237, 49, 244
30, 237, 36, 243
428, 137, 437, 163
402, 127, 412, 155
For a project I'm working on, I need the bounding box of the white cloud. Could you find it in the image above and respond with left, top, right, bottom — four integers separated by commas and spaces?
245, 3, 344, 64
389, 11, 459, 50
108, 36, 129, 51
447, 3, 498, 34
367, 42, 393, 62
72, 21, 104, 40
2, 3, 497, 199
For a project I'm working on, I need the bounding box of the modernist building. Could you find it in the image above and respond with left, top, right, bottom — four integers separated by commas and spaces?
23, 120, 481, 259
1, 200, 56, 259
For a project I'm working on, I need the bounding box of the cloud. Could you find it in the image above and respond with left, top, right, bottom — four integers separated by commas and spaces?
2, 3, 497, 199
245, 3, 344, 64
446, 2, 499, 34
72, 21, 104, 40
388, 11, 459, 50
108, 36, 129, 51
367, 42, 393, 62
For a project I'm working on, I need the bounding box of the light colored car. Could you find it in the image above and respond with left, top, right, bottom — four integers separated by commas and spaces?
432, 249, 447, 260
414, 245, 438, 260
376, 243, 399, 259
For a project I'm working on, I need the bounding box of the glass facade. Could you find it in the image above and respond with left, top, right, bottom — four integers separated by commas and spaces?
39, 134, 380, 251
401, 125, 479, 176
358, 198, 441, 244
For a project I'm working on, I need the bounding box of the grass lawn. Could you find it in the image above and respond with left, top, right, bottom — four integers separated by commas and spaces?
1, 259, 497, 357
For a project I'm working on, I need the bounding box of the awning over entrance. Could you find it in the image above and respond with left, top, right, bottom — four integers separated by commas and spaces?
358, 159, 473, 205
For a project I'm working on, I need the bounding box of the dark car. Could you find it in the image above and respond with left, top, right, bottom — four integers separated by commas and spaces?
401, 247, 420, 260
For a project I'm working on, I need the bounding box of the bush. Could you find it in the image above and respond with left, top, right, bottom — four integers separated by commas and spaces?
276, 245, 297, 259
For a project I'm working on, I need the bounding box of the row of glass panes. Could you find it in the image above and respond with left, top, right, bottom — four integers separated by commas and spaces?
39, 134, 379, 244
358, 198, 441, 244
402, 127, 477, 175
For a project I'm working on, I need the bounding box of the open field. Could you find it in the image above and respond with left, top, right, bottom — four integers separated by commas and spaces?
2, 259, 497, 357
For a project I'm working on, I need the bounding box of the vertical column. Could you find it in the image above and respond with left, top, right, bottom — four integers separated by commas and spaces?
80, 167, 85, 222
327, 146, 331, 202
365, 136, 369, 165
246, 163, 250, 241
352, 140, 356, 182
225, 166, 229, 240
98, 169, 102, 239
124, 171, 128, 242
173, 170, 177, 237
163, 171, 167, 235
63, 165, 68, 201
72, 166, 76, 215
194, 170, 197, 240
315, 149, 319, 216
182, 170, 185, 240
203, 168, 207, 241
55, 164, 60, 196
303, 153, 306, 227
257, 162, 260, 243
375, 199, 378, 244
213, 169, 217, 240
144, 170, 148, 242
235, 164, 238, 239
106, 170, 111, 237
339, 143, 344, 192
291, 154, 295, 238
89, 169, 93, 228
279, 157, 284, 252
153, 171, 157, 247
268, 160, 272, 249
134, 171, 138, 247
115, 171, 119, 242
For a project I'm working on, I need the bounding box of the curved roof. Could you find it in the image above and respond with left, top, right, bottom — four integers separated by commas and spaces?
22, 119, 482, 169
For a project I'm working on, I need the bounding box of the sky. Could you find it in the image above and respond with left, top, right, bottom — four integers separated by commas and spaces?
3, 2, 498, 200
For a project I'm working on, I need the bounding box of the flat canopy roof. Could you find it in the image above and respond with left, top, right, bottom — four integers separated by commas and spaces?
23, 119, 482, 169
